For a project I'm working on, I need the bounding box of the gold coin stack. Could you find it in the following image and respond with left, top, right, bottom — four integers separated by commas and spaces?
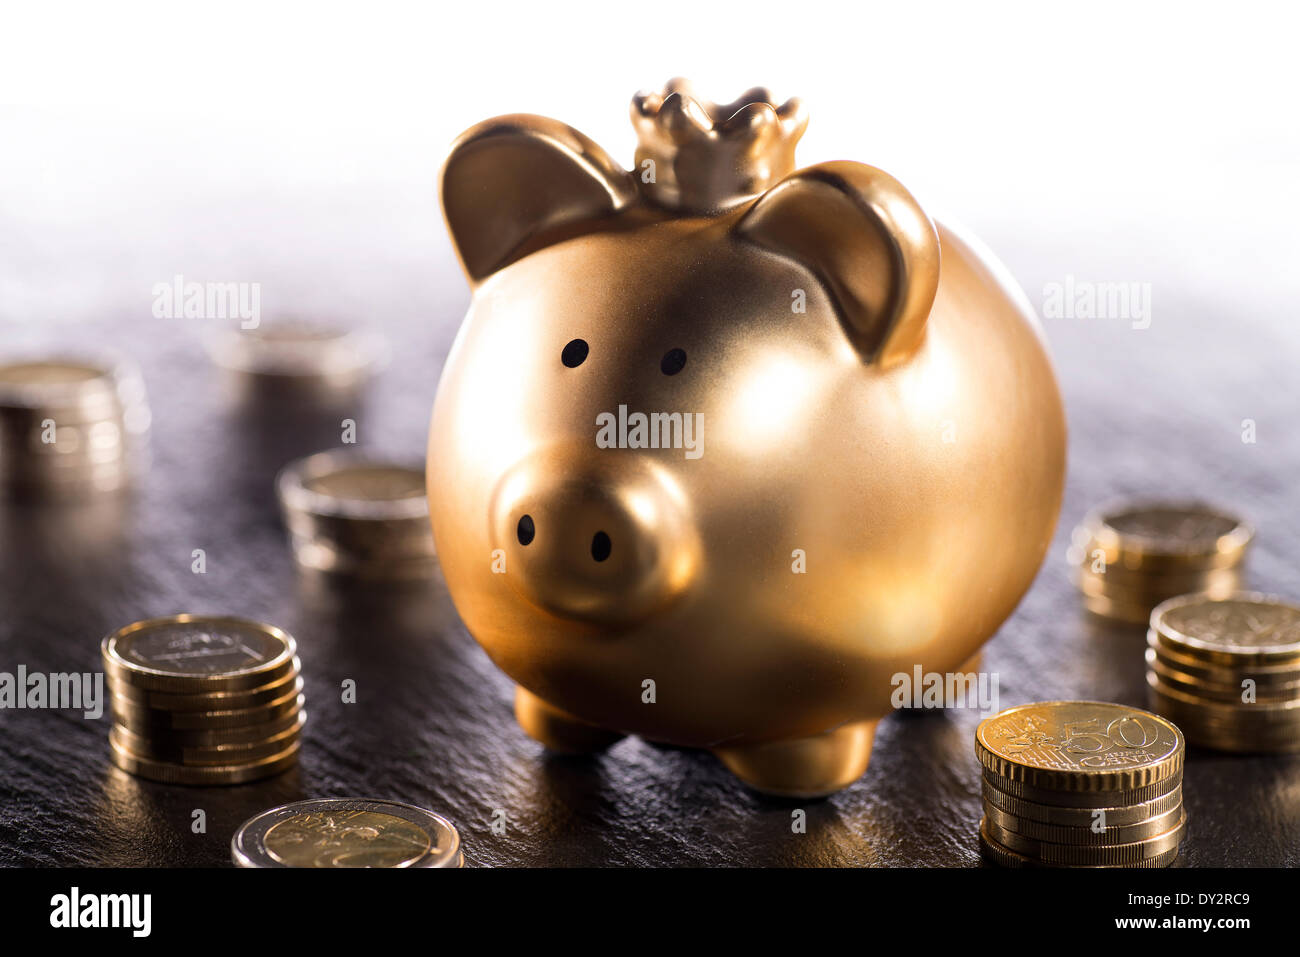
1069, 501, 1252, 624
0, 354, 151, 500
976, 701, 1187, 868
277, 449, 436, 581
1147, 593, 1300, 753
102, 615, 306, 785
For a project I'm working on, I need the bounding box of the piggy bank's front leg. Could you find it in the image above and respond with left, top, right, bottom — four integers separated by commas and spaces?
514, 685, 626, 754
712, 720, 878, 798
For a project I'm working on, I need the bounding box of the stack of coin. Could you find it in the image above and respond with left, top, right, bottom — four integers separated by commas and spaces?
103, 615, 305, 785
203, 320, 386, 407
0, 354, 150, 499
976, 701, 1187, 868
277, 449, 436, 580
1069, 501, 1252, 624
1147, 593, 1300, 753
232, 799, 464, 868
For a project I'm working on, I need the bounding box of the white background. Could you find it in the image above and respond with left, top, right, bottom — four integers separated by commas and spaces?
1, 0, 1297, 336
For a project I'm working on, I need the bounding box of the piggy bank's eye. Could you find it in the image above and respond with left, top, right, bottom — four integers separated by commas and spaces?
561, 339, 589, 368
660, 348, 687, 376
517, 514, 535, 546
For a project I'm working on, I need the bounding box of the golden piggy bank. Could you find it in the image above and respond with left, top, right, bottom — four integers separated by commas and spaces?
428, 80, 1066, 797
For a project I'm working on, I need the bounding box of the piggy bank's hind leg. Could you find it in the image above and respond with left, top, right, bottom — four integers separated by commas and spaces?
514, 685, 626, 754
712, 720, 878, 798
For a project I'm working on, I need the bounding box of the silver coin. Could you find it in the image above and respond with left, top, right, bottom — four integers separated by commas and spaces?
0, 353, 148, 420
203, 322, 386, 407
278, 450, 429, 520
0, 352, 150, 499
102, 615, 297, 692
232, 798, 463, 868
277, 450, 436, 578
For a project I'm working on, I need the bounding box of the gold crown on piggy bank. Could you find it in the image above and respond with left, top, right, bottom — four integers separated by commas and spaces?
631, 78, 808, 212
429, 80, 1066, 798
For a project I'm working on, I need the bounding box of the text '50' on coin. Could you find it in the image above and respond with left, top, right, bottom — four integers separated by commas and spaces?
975, 701, 1183, 793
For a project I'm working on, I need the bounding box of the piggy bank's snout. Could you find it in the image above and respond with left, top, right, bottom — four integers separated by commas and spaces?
490, 450, 699, 625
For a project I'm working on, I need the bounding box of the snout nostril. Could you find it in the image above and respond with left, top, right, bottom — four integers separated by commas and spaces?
591, 531, 612, 562
517, 514, 535, 546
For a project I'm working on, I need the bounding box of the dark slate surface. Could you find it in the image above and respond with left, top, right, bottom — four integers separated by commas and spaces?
1, 197, 1297, 868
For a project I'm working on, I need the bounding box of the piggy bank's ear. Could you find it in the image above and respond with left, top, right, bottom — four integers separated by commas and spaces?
736, 161, 940, 367
440, 115, 636, 283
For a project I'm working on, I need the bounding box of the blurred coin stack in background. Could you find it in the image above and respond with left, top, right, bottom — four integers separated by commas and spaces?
277, 449, 436, 580
203, 320, 386, 408
1069, 501, 1252, 624
0, 355, 150, 500
1147, 593, 1300, 753
103, 615, 305, 785
976, 701, 1187, 868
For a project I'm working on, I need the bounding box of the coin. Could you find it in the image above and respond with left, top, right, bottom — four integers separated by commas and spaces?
0, 360, 107, 384
111, 711, 306, 766
981, 777, 1183, 828
102, 615, 297, 693
980, 768, 1180, 808
203, 321, 386, 407
1075, 562, 1242, 597
111, 688, 305, 733
1146, 679, 1300, 743
982, 809, 1186, 865
1144, 594, 1300, 752
106, 657, 303, 711
14, 420, 125, 463
1148, 632, 1300, 684
1152, 593, 1300, 665
109, 728, 301, 785
278, 452, 429, 520
1145, 668, 1300, 717
978, 819, 1182, 869
983, 798, 1184, 846
975, 701, 1183, 793
111, 705, 306, 748
1145, 649, 1300, 703
1075, 565, 1242, 606
0, 358, 131, 421
1084, 501, 1252, 573
1069, 501, 1254, 624
205, 322, 384, 377
1147, 717, 1300, 752
975, 702, 1188, 868
277, 450, 436, 580
1148, 717, 1300, 753
0, 354, 150, 500
1158, 713, 1300, 751
102, 615, 307, 783
231, 799, 463, 868
302, 464, 427, 503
